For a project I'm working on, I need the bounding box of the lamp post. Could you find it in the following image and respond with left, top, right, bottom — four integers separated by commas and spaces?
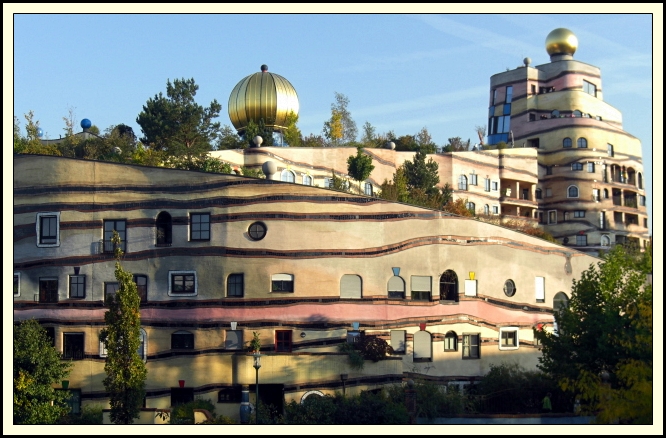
253, 353, 262, 424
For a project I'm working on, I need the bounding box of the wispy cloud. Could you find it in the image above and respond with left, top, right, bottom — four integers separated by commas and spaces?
335, 45, 475, 74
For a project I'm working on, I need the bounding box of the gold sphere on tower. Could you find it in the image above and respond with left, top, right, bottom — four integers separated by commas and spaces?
545, 28, 578, 57
228, 64, 299, 134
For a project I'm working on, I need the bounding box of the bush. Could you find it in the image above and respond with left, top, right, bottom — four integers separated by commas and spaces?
285, 391, 408, 424
170, 398, 216, 424
57, 404, 104, 425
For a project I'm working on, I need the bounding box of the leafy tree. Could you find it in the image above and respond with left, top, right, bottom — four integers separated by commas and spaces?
326, 169, 351, 192
282, 111, 302, 146
301, 133, 328, 148
442, 136, 471, 152
323, 92, 357, 145
378, 166, 410, 204
136, 77, 221, 165
241, 166, 265, 178
393, 134, 419, 152
415, 127, 437, 154
243, 119, 274, 147
475, 124, 486, 147
216, 125, 246, 150
535, 245, 652, 424
14, 319, 71, 424
360, 121, 378, 148
13, 111, 62, 156
100, 231, 147, 424
403, 146, 440, 195
346, 146, 375, 193
442, 198, 474, 217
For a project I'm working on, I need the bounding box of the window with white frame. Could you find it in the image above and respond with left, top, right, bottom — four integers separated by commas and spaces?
458, 175, 468, 190
587, 162, 595, 173
535, 276, 545, 303
281, 169, 295, 183
168, 271, 197, 296
413, 331, 432, 361
567, 186, 579, 198
484, 178, 490, 192
271, 274, 294, 293
470, 173, 478, 185
491, 181, 499, 191
576, 235, 587, 246
69, 275, 85, 299
364, 182, 373, 196
492, 205, 499, 215
499, 327, 519, 350
36, 212, 61, 247
444, 331, 458, 351
103, 219, 126, 253
462, 333, 480, 359
302, 175, 313, 186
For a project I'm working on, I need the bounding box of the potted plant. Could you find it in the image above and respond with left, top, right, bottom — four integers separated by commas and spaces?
247, 332, 261, 353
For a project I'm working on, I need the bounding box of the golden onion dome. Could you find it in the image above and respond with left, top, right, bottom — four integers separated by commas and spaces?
545, 28, 578, 57
228, 65, 299, 133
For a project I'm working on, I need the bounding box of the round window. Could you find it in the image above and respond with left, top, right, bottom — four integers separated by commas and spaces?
503, 279, 516, 297
248, 222, 267, 241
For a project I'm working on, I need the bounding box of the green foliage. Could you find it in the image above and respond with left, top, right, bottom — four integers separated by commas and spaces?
170, 398, 216, 424
301, 133, 328, 148
536, 245, 652, 424
58, 404, 104, 425
100, 231, 147, 424
346, 146, 375, 193
337, 342, 365, 370
285, 392, 408, 424
170, 156, 232, 174
13, 111, 62, 156
136, 77, 221, 165
444, 136, 471, 152
13, 319, 71, 424
327, 170, 351, 192
323, 92, 357, 145
358, 336, 394, 362
216, 125, 246, 150
241, 166, 265, 178
247, 331, 261, 352
403, 147, 440, 195
282, 111, 302, 146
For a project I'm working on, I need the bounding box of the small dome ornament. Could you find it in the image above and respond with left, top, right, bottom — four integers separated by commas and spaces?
262, 161, 278, 178
523, 57, 531, 67
253, 135, 263, 148
80, 118, 92, 130
385, 141, 396, 150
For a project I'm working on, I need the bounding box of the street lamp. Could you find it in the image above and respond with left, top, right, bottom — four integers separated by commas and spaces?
253, 353, 262, 424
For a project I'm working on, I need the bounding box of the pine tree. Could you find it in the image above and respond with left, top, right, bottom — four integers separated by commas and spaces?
100, 231, 147, 424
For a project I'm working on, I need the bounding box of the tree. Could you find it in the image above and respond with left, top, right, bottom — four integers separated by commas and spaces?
378, 166, 410, 204
535, 245, 652, 424
282, 111, 302, 146
100, 231, 148, 424
216, 125, 246, 150
346, 146, 375, 193
301, 133, 328, 148
442, 136, 471, 152
323, 92, 357, 145
243, 119, 274, 147
415, 127, 437, 154
14, 319, 71, 424
136, 78, 221, 165
475, 125, 486, 147
13, 111, 62, 156
403, 146, 440, 195
360, 121, 378, 148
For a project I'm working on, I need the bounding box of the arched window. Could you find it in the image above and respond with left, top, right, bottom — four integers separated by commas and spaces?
413, 331, 432, 361
340, 274, 362, 299
440, 270, 458, 302
637, 173, 643, 190
562, 137, 572, 148
484, 204, 490, 215
156, 211, 172, 246
572, 110, 582, 117
551, 110, 560, 118
364, 182, 373, 196
302, 175, 312, 186
577, 138, 588, 148
466, 202, 475, 214
603, 188, 609, 199
388, 276, 405, 299
567, 185, 579, 198
444, 331, 458, 351
458, 175, 468, 190
553, 292, 569, 311
281, 170, 295, 183
600, 235, 611, 247
171, 330, 194, 350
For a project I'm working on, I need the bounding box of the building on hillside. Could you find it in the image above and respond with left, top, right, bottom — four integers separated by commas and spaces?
212, 28, 649, 256
14, 154, 599, 421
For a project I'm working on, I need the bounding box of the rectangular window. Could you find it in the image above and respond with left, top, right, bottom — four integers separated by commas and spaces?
171, 332, 194, 349
470, 174, 478, 186
639, 196, 646, 206
169, 271, 197, 296
275, 330, 292, 352
587, 162, 595, 173
14, 273, 20, 296
462, 334, 480, 359
218, 386, 242, 403
574, 210, 585, 218
491, 181, 498, 191
171, 388, 194, 407
545, 188, 553, 197
225, 330, 243, 350
546, 166, 553, 176
36, 212, 61, 247
644, 218, 648, 228
103, 220, 126, 253
390, 330, 406, 353
44, 327, 56, 347
592, 189, 600, 202
190, 213, 210, 241
535, 277, 545, 303
99, 335, 108, 357
63, 333, 84, 360
444, 333, 458, 351
484, 178, 490, 192
133, 275, 148, 303
271, 274, 294, 293
39, 278, 59, 303
227, 274, 244, 297
572, 163, 583, 171
411, 276, 432, 301
69, 275, 85, 299
505, 86, 513, 103
492, 89, 497, 105
583, 80, 597, 97
55, 388, 81, 415
576, 235, 588, 246
607, 144, 614, 157
492, 205, 499, 215
503, 104, 511, 115
548, 210, 557, 224
104, 282, 119, 304
499, 327, 519, 350
531, 84, 536, 94
347, 330, 362, 344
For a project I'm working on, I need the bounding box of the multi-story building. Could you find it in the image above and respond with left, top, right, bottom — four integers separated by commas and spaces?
14, 154, 598, 422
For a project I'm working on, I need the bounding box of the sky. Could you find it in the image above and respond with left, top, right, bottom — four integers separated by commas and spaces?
7, 8, 660, 234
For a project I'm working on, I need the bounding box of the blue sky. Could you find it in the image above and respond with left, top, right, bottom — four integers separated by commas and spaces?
8, 9, 660, 233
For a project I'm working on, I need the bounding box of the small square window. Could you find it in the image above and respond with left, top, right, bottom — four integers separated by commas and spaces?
36, 212, 60, 247
275, 330, 292, 352
171, 331, 194, 349
169, 271, 197, 296
39, 278, 59, 303
63, 333, 84, 360
576, 235, 588, 246
571, 163, 583, 171
499, 327, 519, 350
190, 213, 210, 241
492, 205, 499, 215
491, 181, 498, 191
271, 274, 294, 293
218, 386, 242, 403
69, 275, 86, 299
227, 274, 244, 297
574, 210, 585, 218
462, 334, 480, 359
225, 330, 243, 350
